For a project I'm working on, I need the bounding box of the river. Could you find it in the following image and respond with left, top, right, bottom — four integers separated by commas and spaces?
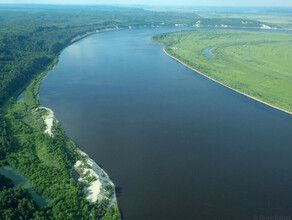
40, 27, 292, 219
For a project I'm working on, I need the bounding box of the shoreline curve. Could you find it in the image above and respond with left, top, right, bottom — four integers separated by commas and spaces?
35, 28, 121, 209
163, 47, 292, 116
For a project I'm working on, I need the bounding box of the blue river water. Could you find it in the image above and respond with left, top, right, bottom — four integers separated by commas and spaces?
40, 27, 292, 219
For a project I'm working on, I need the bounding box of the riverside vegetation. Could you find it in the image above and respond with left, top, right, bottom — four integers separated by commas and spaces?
152, 30, 292, 113
0, 63, 120, 219
0, 4, 291, 219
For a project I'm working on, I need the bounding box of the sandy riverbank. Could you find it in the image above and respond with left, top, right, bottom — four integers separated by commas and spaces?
163, 47, 292, 116
74, 150, 117, 207
37, 107, 56, 136
37, 106, 118, 207
70, 27, 122, 45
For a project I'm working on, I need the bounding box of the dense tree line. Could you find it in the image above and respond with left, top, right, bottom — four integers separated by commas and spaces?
0, 174, 14, 190
0, 174, 40, 219
0, 186, 39, 220
0, 116, 15, 164
0, 24, 98, 104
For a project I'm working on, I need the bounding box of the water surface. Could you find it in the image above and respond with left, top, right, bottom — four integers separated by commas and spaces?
16, 92, 24, 103
40, 28, 292, 219
203, 47, 216, 59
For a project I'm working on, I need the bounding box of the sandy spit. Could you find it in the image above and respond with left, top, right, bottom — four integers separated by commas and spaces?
74, 150, 117, 207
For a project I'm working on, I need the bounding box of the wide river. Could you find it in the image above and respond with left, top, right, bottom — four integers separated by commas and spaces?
40, 28, 292, 219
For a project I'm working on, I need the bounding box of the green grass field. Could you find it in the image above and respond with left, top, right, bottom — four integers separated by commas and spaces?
152, 30, 292, 113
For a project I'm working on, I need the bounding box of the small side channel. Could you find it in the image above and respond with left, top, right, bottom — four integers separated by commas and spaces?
16, 92, 24, 103
0, 166, 52, 208
203, 47, 216, 59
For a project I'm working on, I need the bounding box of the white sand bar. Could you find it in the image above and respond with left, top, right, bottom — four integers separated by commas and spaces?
75, 150, 117, 207
261, 24, 272, 29
35, 106, 117, 207
37, 107, 56, 136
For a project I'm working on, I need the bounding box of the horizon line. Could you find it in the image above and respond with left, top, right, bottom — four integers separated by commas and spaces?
0, 3, 292, 8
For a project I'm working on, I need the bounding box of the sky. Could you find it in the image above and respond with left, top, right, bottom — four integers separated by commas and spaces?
0, 0, 292, 7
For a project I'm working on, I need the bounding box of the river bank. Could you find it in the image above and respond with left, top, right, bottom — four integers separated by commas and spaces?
162, 47, 292, 116
0, 26, 121, 218
38, 28, 120, 208
38, 106, 118, 207
70, 27, 122, 45
75, 150, 117, 207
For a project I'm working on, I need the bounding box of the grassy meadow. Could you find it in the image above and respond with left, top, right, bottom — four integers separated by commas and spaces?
152, 30, 292, 113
